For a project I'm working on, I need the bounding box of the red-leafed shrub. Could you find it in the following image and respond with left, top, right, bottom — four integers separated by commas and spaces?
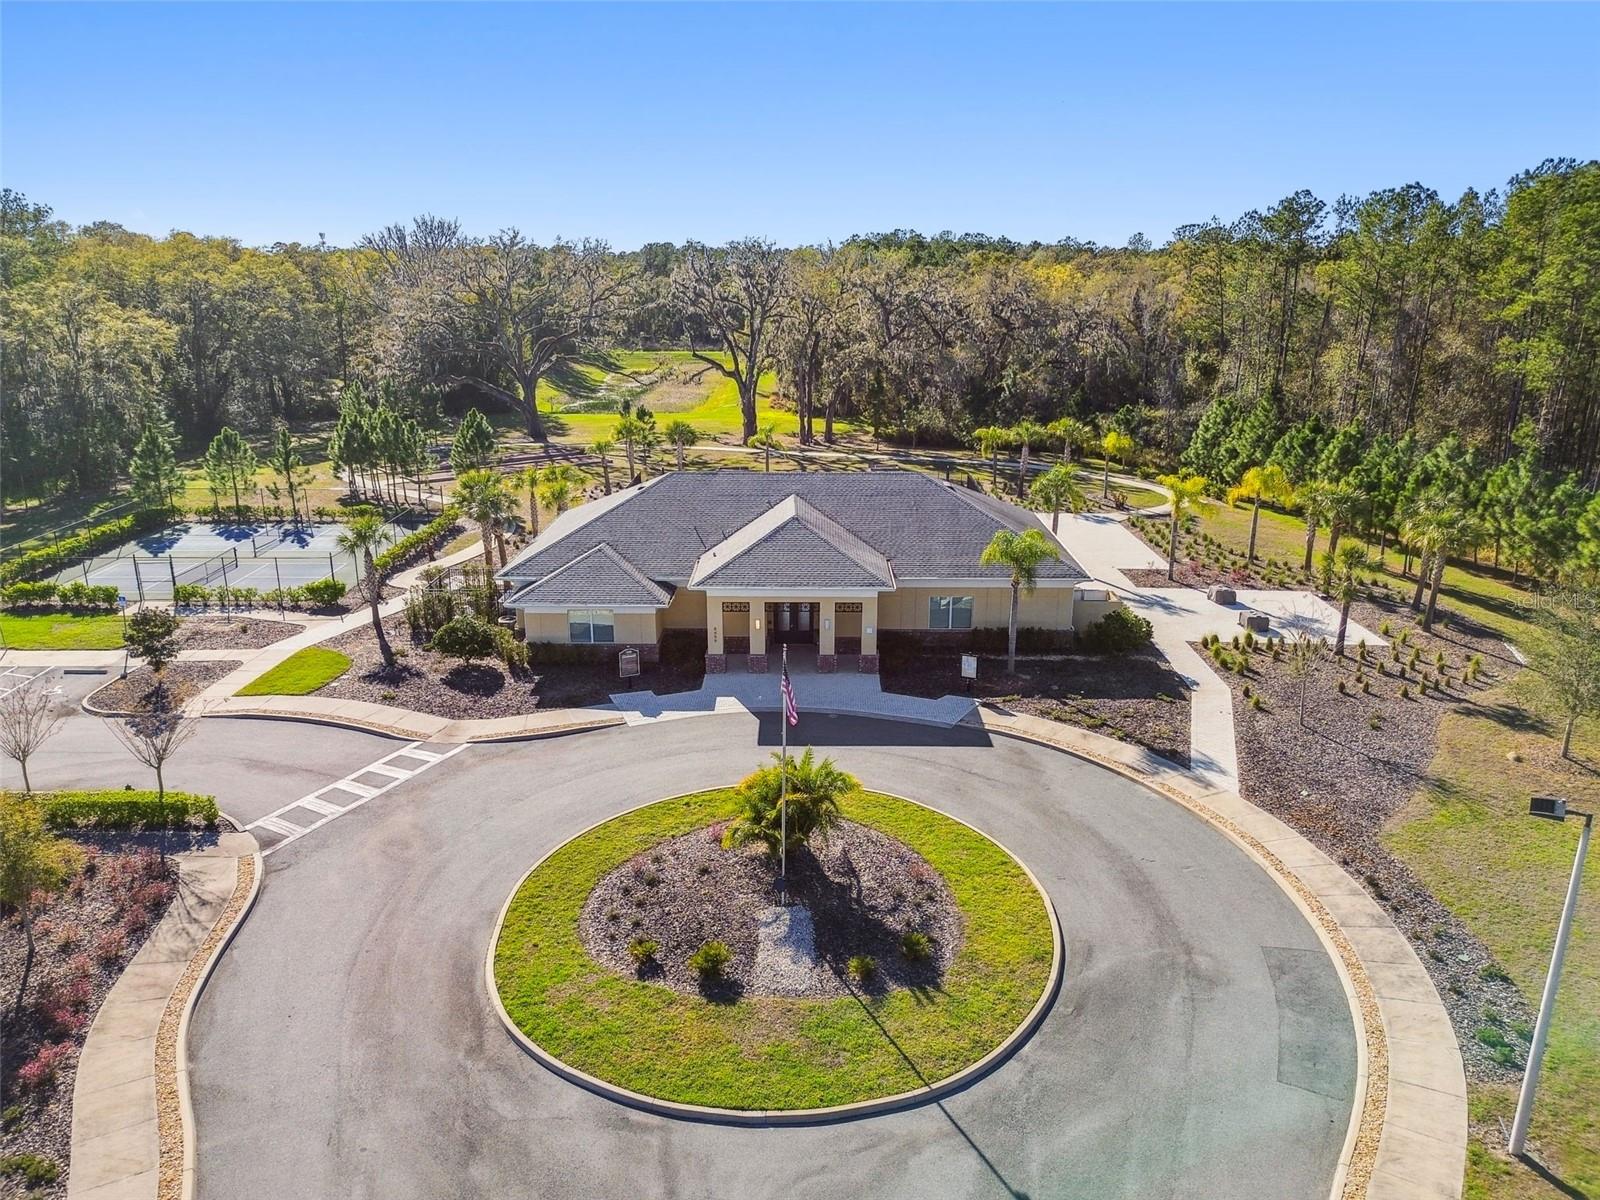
94, 928, 127, 964
16, 1042, 73, 1092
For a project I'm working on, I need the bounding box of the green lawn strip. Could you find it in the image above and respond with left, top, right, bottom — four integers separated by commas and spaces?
1384, 674, 1599, 1196
0, 612, 126, 650
235, 646, 351, 696
494, 789, 1053, 1110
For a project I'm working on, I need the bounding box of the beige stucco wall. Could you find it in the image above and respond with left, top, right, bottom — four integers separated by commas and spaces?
877, 585, 1074, 631
1073, 596, 1123, 630
660, 588, 707, 630
516, 609, 657, 645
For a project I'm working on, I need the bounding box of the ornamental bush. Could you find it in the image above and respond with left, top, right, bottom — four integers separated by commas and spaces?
36, 789, 219, 830
0, 580, 59, 608
900, 931, 933, 962
1078, 607, 1154, 655
302, 577, 349, 607
429, 614, 498, 662
56, 581, 119, 610
687, 940, 732, 979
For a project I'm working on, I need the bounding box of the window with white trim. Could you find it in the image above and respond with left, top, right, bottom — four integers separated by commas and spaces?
568, 609, 616, 643
928, 596, 974, 630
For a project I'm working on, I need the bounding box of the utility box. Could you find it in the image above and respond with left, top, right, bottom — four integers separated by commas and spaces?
1238, 611, 1270, 632
1207, 584, 1237, 605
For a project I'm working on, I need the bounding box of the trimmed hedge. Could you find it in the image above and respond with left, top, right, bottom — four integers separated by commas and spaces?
1, 580, 121, 612
35, 789, 220, 830
373, 507, 461, 576
1078, 606, 1154, 655
0, 509, 166, 585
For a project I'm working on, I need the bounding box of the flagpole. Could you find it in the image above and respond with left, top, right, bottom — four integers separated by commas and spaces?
780, 642, 788, 904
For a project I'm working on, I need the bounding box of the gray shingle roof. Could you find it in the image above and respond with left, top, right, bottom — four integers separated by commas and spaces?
504, 542, 673, 608
689, 495, 895, 589
499, 470, 1086, 594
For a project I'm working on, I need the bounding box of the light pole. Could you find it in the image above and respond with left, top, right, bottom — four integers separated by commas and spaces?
1509, 795, 1592, 1157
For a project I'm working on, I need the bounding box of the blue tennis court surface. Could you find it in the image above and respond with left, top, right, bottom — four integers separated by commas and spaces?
55, 521, 405, 601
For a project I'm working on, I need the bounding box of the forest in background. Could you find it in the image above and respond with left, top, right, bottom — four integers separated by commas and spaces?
2, 157, 1596, 508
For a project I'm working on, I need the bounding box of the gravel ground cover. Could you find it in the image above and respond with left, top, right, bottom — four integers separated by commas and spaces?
175, 615, 301, 650
1217, 593, 1536, 1081
0, 841, 178, 1200
495, 787, 1054, 1110
578, 819, 960, 999
312, 615, 703, 718
85, 660, 241, 715
882, 649, 1191, 765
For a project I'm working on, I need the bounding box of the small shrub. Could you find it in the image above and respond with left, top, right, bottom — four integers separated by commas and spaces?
1400, 684, 1411, 700
0, 1153, 61, 1188
1249, 694, 1263, 710
847, 954, 876, 982
429, 614, 497, 662
1336, 679, 1348, 695
627, 937, 659, 964
1479, 962, 1512, 984
1379, 619, 1392, 636
641, 868, 661, 887
15, 1042, 73, 1093
1078, 607, 1153, 655
1367, 711, 1382, 730
900, 931, 933, 961
687, 940, 732, 979
302, 577, 349, 607
1241, 683, 1252, 699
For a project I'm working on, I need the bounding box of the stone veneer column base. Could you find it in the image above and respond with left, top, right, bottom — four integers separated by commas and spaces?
816, 654, 838, 673
858, 654, 879, 673
705, 654, 727, 674
747, 653, 769, 674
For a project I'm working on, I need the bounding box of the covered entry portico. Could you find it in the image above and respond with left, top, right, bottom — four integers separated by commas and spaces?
704, 590, 881, 674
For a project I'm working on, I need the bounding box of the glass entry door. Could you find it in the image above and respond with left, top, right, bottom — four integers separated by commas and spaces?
765, 603, 819, 644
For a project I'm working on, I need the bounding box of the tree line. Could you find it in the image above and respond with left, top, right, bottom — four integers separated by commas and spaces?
3, 157, 1596, 510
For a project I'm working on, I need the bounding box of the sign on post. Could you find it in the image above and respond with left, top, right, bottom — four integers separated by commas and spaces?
618, 648, 641, 683
960, 653, 978, 693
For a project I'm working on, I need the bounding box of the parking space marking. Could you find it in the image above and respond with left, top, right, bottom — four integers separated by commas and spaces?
246, 741, 469, 855
0, 666, 49, 699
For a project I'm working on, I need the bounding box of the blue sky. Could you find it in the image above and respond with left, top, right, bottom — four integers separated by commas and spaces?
4, 2, 1596, 249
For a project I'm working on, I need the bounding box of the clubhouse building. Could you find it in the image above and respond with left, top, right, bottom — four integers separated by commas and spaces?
497, 469, 1120, 673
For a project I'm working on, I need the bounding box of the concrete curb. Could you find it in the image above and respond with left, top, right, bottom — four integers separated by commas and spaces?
968, 706, 1466, 1200
483, 787, 1064, 1126
65, 833, 258, 1200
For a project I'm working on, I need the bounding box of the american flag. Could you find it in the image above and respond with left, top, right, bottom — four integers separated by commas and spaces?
781, 666, 799, 727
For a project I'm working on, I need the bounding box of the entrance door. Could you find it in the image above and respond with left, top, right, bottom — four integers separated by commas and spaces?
765, 603, 818, 645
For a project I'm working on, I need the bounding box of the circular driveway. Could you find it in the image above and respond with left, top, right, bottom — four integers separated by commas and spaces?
188, 712, 1356, 1200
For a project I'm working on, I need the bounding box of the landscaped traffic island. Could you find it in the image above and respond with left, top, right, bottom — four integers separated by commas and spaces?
490, 770, 1058, 1115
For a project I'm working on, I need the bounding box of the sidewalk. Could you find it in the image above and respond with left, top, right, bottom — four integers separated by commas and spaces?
67, 831, 258, 1200
972, 705, 1466, 1200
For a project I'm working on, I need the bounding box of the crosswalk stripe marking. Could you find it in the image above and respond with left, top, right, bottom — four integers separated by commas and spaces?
326, 779, 378, 798
363, 762, 415, 780
254, 743, 469, 857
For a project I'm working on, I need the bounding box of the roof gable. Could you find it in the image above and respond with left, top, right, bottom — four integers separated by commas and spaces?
689, 495, 895, 589
505, 542, 672, 608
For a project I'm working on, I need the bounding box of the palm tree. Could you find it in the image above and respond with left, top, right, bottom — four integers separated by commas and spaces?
537, 464, 582, 519
455, 469, 517, 572
723, 747, 858, 859
971, 426, 1013, 489
1327, 543, 1367, 655
664, 420, 698, 471
590, 439, 614, 495
1010, 420, 1048, 495
336, 512, 397, 670
1297, 480, 1360, 574
750, 421, 782, 472
518, 466, 542, 537
1227, 464, 1296, 562
980, 528, 1060, 675
1029, 464, 1088, 534
1156, 473, 1209, 581
1402, 497, 1477, 631
1100, 429, 1134, 497
1048, 416, 1093, 465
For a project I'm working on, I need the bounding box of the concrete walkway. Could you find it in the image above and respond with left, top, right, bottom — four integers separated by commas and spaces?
1041, 510, 1386, 794
972, 704, 1466, 1200
67, 832, 257, 1200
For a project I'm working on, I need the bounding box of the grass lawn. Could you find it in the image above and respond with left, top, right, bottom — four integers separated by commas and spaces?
235, 647, 351, 696
494, 788, 1054, 1110
0, 612, 126, 650
1387, 675, 1600, 1199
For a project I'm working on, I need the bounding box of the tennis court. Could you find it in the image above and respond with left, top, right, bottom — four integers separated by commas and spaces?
53, 520, 406, 601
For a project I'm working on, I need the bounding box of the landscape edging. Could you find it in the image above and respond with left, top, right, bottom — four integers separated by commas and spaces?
482, 786, 1064, 1126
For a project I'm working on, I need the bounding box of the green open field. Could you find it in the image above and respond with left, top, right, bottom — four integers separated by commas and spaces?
1193, 495, 1596, 1198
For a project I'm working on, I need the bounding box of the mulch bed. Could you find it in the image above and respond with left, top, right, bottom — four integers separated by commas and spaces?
883, 649, 1192, 765
578, 820, 961, 1000
175, 615, 301, 650
1219, 593, 1536, 1080
313, 616, 704, 719
0, 840, 179, 1199
85, 660, 241, 715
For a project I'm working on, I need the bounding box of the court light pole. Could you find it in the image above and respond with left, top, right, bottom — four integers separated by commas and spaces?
1509, 796, 1592, 1157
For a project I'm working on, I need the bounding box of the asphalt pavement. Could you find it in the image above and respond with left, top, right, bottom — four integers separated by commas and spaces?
179, 712, 1356, 1200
